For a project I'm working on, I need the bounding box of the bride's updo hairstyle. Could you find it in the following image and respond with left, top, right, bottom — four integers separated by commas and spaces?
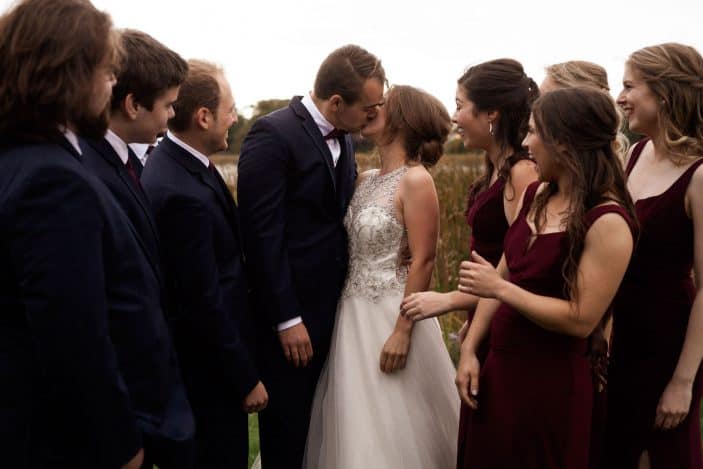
381, 85, 451, 168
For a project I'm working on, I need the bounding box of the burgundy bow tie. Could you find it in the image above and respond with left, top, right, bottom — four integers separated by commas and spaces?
324, 128, 347, 140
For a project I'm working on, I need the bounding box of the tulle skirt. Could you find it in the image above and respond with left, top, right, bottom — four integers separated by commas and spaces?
303, 292, 460, 469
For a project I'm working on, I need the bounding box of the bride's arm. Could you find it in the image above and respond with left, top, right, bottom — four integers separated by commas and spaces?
380, 167, 439, 373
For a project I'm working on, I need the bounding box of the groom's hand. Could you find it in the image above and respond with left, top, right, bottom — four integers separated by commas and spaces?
278, 322, 313, 367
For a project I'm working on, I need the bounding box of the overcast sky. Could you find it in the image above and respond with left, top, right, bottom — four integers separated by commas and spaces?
2, 0, 702, 116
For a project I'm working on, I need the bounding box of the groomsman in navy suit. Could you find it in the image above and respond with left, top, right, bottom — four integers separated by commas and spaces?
0, 1, 169, 467
81, 29, 196, 469
237, 45, 386, 469
142, 60, 267, 469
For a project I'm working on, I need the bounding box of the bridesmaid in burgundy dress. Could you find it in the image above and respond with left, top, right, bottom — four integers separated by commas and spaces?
399, 60, 538, 469
604, 43, 703, 469
401, 59, 538, 325
456, 87, 637, 469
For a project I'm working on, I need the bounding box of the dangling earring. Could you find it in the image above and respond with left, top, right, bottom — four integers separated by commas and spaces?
489, 122, 494, 136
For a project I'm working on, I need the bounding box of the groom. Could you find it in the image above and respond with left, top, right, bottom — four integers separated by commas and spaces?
237, 44, 386, 468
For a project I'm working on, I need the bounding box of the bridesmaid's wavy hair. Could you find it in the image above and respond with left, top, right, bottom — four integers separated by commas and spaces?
460, 59, 540, 210
627, 43, 703, 162
545, 60, 630, 164
531, 87, 637, 302
381, 85, 451, 168
0, 0, 121, 142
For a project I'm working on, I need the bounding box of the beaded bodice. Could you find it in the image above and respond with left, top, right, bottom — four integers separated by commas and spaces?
342, 166, 409, 301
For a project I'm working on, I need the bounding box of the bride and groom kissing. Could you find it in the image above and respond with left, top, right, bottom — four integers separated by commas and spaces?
238, 44, 459, 469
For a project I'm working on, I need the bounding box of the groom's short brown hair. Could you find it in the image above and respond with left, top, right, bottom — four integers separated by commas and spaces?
169, 59, 224, 133
314, 45, 386, 104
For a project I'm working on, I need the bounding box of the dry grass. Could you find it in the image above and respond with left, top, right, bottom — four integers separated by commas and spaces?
216, 151, 483, 362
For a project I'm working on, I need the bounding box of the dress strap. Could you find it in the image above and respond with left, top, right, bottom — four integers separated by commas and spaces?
625, 138, 650, 176
519, 181, 542, 218
585, 204, 638, 239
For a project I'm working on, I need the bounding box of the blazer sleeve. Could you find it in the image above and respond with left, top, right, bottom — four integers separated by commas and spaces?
156, 193, 259, 400
10, 166, 140, 467
237, 118, 302, 328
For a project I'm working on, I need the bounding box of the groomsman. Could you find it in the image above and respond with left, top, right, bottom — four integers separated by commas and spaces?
237, 44, 386, 469
0, 1, 145, 467
81, 29, 195, 469
142, 60, 267, 469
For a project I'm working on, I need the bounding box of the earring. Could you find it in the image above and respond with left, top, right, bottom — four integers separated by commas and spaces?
489, 122, 494, 136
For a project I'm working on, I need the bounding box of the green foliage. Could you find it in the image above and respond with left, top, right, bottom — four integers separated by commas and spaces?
227, 99, 291, 154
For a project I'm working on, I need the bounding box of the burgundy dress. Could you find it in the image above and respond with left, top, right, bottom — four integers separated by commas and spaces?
460, 182, 636, 469
457, 177, 511, 469
604, 139, 703, 469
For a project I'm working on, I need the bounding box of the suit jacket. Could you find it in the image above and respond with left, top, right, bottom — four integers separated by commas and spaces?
80, 136, 193, 443
237, 95, 357, 349
141, 136, 258, 405
82, 137, 161, 283
0, 138, 144, 468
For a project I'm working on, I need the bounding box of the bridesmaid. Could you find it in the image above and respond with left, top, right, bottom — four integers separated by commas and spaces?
401, 58, 538, 328
456, 87, 637, 469
604, 43, 703, 469
399, 60, 538, 469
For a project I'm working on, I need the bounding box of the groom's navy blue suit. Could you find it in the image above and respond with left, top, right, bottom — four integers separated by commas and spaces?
142, 135, 259, 469
237, 96, 357, 469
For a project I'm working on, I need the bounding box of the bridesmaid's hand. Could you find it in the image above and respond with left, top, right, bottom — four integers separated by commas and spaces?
456, 350, 480, 409
380, 330, 410, 373
654, 375, 693, 430
458, 251, 504, 299
401, 291, 451, 321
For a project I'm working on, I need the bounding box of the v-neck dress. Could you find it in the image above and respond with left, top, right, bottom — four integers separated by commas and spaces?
461, 182, 635, 469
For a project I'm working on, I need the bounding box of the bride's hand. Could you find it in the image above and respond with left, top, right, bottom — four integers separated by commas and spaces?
400, 291, 450, 321
380, 329, 411, 374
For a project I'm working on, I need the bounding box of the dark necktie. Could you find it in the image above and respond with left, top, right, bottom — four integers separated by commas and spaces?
125, 158, 143, 192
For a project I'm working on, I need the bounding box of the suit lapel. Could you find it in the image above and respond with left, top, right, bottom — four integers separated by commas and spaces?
161, 137, 242, 237
83, 138, 163, 281
92, 138, 161, 247
290, 96, 337, 192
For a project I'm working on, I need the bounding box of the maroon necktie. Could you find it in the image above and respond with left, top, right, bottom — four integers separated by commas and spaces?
125, 158, 143, 192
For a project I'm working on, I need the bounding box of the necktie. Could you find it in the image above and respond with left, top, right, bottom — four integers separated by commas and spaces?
125, 158, 143, 192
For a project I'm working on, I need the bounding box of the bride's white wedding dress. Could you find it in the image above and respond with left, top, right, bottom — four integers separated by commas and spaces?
303, 166, 459, 469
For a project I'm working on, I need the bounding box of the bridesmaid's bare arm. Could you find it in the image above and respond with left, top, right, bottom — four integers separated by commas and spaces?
459, 213, 634, 339
503, 159, 538, 224
379, 166, 439, 373
455, 255, 508, 408
656, 164, 703, 430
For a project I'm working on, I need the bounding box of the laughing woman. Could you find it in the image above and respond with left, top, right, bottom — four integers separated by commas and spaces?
456, 87, 637, 469
604, 43, 703, 469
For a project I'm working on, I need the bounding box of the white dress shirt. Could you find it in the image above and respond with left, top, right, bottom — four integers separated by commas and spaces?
62, 128, 82, 155
105, 129, 130, 164
129, 142, 152, 166
167, 131, 211, 167
301, 93, 341, 166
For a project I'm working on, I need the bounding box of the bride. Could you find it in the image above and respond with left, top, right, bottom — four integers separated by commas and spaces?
303, 85, 460, 469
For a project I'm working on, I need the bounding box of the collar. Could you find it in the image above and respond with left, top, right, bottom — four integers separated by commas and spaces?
301, 93, 335, 138
167, 130, 210, 168
105, 129, 130, 164
62, 128, 82, 155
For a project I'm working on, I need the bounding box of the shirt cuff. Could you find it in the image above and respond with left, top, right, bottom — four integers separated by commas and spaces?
277, 317, 303, 331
